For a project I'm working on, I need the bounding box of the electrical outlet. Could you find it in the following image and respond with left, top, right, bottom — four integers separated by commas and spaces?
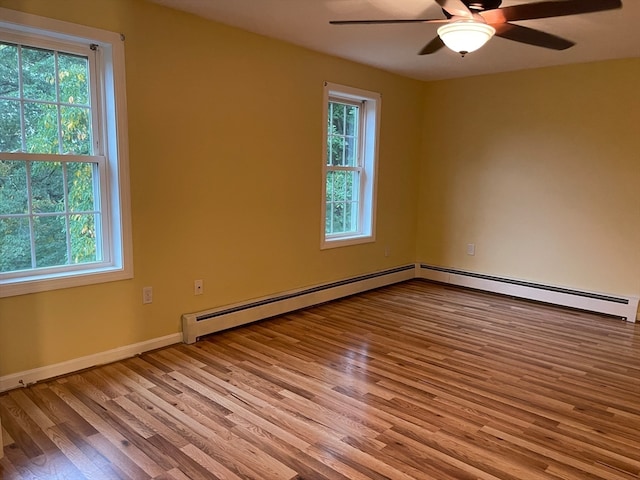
384, 245, 390, 257
194, 280, 203, 295
467, 243, 476, 256
142, 286, 153, 304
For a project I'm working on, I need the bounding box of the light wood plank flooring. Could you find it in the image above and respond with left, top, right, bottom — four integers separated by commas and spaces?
1, 279, 639, 479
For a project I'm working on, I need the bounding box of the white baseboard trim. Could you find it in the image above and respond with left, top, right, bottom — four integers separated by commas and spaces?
4, 263, 636, 393
0, 333, 182, 393
182, 264, 417, 344
418, 264, 638, 323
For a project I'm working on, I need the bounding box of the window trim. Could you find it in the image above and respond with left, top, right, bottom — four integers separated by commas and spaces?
321, 82, 380, 249
0, 8, 133, 298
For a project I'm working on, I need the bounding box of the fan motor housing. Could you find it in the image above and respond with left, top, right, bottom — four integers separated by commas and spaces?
443, 0, 502, 17
466, 0, 502, 10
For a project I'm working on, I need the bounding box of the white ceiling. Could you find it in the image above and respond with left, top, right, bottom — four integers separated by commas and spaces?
146, 0, 639, 81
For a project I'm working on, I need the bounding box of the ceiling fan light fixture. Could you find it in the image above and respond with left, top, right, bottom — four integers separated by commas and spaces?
437, 20, 496, 55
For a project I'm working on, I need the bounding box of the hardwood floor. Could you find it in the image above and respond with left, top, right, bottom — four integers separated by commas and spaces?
1, 279, 639, 479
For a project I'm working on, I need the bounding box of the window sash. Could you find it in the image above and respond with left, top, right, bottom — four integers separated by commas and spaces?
0, 33, 101, 157
0, 153, 109, 279
325, 97, 366, 238
327, 98, 362, 169
0, 34, 108, 278
325, 166, 364, 238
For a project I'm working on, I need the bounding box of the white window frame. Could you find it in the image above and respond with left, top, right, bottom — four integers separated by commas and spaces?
321, 82, 380, 249
0, 8, 132, 297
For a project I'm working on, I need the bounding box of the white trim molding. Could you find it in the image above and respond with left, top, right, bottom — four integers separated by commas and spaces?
418, 264, 639, 323
3, 263, 637, 394
0, 8, 133, 298
321, 82, 381, 249
182, 265, 416, 344
0, 333, 181, 393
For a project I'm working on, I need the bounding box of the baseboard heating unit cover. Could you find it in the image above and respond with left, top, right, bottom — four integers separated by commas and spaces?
418, 264, 638, 322
181, 265, 416, 343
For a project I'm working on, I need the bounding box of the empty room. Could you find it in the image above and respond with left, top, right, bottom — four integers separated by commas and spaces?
0, 0, 638, 478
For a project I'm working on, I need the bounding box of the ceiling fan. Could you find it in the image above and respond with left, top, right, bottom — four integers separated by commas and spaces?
330, 0, 623, 56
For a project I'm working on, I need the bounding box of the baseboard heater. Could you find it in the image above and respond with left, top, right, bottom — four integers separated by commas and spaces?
181, 265, 416, 344
418, 264, 638, 323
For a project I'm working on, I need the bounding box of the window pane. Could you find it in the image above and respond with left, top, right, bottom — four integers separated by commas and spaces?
326, 173, 334, 203
58, 53, 89, 106
331, 203, 344, 233
328, 135, 343, 166
340, 171, 348, 202
22, 46, 57, 102
0, 99, 21, 152
350, 171, 360, 232
328, 101, 359, 167
34, 214, 67, 268
0, 42, 19, 98
345, 136, 357, 167
70, 213, 97, 263
61, 106, 92, 154
345, 202, 353, 231
24, 102, 59, 153
31, 161, 65, 213
67, 162, 95, 211
351, 171, 360, 202
330, 103, 345, 135
0, 160, 28, 214
327, 171, 358, 202
347, 171, 356, 202
0, 217, 32, 272
325, 170, 360, 236
345, 104, 358, 137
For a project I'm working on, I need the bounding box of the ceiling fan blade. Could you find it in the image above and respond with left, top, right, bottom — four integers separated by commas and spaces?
434, 0, 473, 18
330, 18, 448, 25
482, 0, 622, 24
494, 23, 575, 50
419, 36, 445, 55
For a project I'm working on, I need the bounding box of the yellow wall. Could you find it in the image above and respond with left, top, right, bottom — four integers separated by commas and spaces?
417, 59, 640, 297
0, 0, 638, 379
0, 0, 422, 376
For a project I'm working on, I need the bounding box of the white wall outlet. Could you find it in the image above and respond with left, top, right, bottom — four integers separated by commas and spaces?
142, 286, 153, 304
384, 245, 390, 257
194, 280, 203, 295
467, 243, 476, 256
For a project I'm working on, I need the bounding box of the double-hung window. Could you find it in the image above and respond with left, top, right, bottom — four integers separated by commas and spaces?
322, 82, 380, 248
0, 9, 132, 297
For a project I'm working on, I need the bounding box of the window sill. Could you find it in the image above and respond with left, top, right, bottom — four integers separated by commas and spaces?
321, 234, 375, 250
0, 266, 133, 298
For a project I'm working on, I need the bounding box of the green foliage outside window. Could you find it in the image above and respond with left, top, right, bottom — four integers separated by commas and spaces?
0, 41, 98, 274
326, 101, 359, 235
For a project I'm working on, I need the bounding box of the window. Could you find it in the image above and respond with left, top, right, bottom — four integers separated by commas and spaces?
322, 82, 380, 248
0, 9, 132, 297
